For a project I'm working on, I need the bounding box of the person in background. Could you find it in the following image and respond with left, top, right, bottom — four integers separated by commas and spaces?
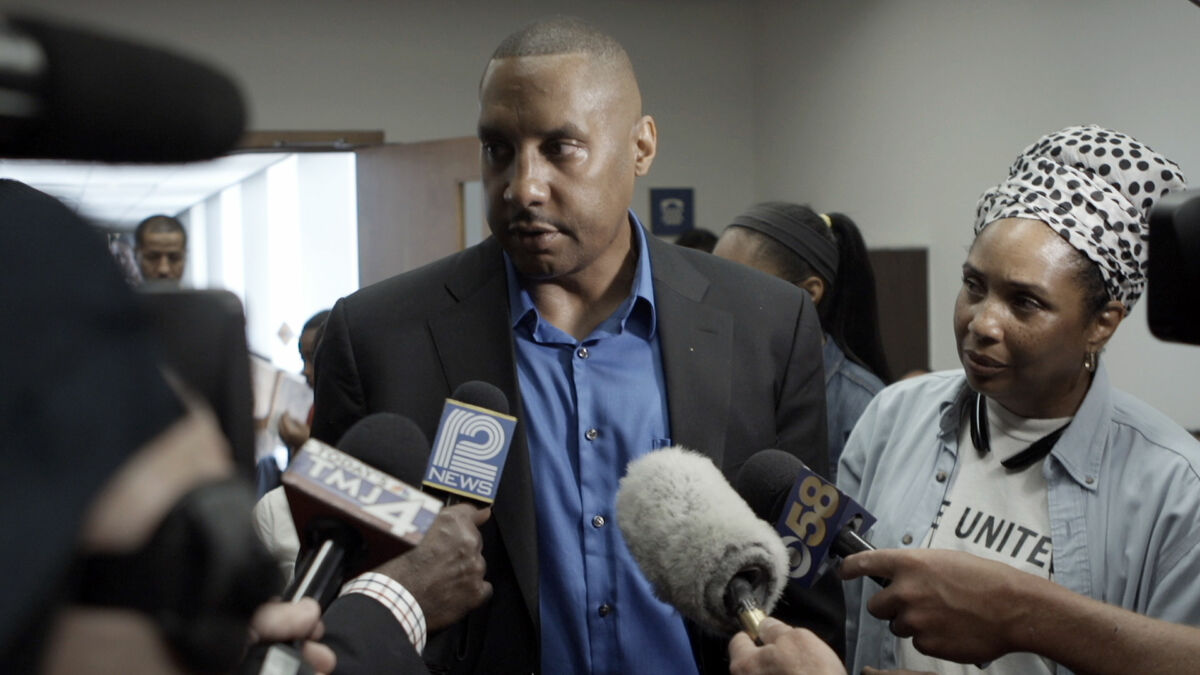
134, 214, 188, 283
839, 125, 1200, 674
255, 309, 331, 499
278, 309, 331, 452
714, 203, 890, 474
674, 227, 718, 252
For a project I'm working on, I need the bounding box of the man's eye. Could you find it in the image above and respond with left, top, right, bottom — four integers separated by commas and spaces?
482, 143, 510, 162
544, 140, 580, 159
1014, 295, 1042, 311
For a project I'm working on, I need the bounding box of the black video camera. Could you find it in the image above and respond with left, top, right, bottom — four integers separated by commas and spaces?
1149, 189, 1200, 344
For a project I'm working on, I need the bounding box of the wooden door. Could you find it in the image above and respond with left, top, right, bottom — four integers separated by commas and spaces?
355, 137, 479, 286
868, 248, 929, 380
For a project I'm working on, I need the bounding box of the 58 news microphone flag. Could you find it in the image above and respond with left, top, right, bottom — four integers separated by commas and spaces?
423, 397, 516, 504
775, 463, 877, 587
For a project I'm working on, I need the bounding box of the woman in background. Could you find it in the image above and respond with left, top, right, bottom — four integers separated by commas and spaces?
714, 203, 891, 473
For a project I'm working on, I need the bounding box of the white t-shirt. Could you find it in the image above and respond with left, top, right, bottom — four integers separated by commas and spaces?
897, 399, 1070, 675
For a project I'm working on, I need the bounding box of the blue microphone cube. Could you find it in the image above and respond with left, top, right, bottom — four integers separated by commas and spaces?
423, 399, 517, 503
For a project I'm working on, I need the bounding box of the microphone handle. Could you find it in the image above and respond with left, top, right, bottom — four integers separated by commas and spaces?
726, 576, 768, 645
237, 643, 314, 675
284, 538, 349, 604
832, 528, 890, 587
236, 528, 357, 675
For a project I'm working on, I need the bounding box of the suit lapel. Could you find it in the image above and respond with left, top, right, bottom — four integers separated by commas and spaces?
647, 237, 733, 468
428, 239, 540, 631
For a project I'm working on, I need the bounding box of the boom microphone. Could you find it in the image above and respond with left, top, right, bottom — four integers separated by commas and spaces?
735, 449, 883, 587
615, 446, 788, 643
422, 380, 517, 505
1, 13, 245, 162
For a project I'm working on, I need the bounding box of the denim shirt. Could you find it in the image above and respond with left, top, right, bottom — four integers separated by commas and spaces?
822, 337, 883, 481
838, 364, 1200, 674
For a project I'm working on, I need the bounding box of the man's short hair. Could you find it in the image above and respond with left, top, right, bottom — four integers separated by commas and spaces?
135, 214, 187, 249
491, 16, 630, 69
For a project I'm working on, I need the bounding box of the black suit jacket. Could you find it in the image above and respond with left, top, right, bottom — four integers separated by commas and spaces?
322, 594, 429, 674
312, 230, 844, 674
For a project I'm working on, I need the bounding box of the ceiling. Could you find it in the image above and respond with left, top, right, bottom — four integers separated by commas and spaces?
0, 152, 292, 230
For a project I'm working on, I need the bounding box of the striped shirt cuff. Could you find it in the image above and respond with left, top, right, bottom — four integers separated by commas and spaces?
340, 572, 427, 654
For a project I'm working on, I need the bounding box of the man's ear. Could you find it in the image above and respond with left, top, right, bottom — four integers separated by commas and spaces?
633, 115, 657, 176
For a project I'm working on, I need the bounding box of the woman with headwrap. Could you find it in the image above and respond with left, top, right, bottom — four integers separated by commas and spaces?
836, 125, 1200, 675
714, 204, 891, 475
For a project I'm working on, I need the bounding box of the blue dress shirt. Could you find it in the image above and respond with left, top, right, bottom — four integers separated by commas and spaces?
506, 215, 700, 675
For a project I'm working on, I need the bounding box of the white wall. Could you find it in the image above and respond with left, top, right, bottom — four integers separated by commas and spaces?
28, 0, 758, 235
186, 154, 358, 372
754, 0, 1200, 428
29, 0, 1200, 426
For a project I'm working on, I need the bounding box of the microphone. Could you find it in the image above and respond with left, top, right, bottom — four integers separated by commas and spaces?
242, 413, 443, 675
735, 449, 883, 587
615, 446, 788, 644
422, 381, 517, 505
281, 413, 443, 608
1, 13, 245, 162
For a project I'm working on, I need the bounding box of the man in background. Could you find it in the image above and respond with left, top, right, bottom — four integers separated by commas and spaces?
135, 214, 188, 283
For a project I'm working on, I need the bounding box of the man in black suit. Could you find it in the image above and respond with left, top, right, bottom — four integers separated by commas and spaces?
312, 16, 841, 674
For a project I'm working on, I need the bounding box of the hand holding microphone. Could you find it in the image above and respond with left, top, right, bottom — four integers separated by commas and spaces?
839, 548, 1026, 665
373, 503, 492, 632
244, 413, 445, 674
728, 617, 846, 675
247, 598, 335, 675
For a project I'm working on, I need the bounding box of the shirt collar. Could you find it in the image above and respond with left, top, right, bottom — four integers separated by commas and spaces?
936, 365, 1111, 490
821, 335, 841, 385
938, 377, 975, 451
504, 210, 657, 339
1048, 360, 1110, 491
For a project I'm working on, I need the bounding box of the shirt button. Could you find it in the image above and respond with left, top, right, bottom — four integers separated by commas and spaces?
598, 603, 612, 617
585, 428, 599, 441
1085, 476, 1095, 485
592, 515, 606, 528
935, 470, 948, 483
577, 347, 590, 359
901, 534, 914, 545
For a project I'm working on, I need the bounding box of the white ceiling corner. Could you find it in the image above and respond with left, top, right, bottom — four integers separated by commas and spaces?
0, 152, 292, 230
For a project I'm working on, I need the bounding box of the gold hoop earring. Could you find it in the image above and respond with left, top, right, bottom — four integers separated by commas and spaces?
1084, 351, 1098, 372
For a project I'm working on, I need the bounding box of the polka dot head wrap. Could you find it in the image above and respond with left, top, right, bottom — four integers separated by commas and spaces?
974, 124, 1187, 310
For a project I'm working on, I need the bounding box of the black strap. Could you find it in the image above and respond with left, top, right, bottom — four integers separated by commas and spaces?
969, 392, 1069, 471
